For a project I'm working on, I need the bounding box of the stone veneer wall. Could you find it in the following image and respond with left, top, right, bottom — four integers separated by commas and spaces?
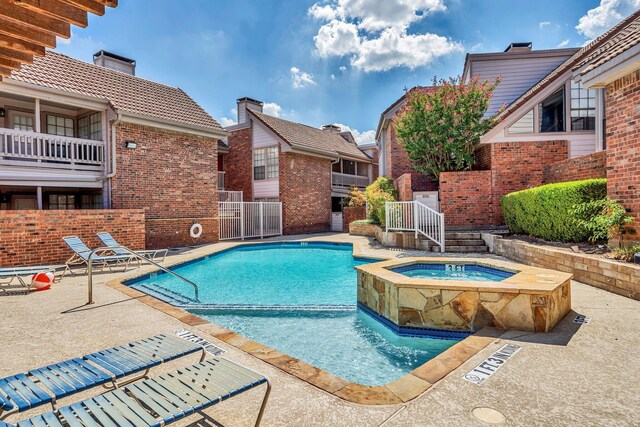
493, 237, 640, 300
0, 209, 145, 267
280, 152, 332, 234
111, 122, 218, 248
543, 151, 607, 184
605, 70, 640, 239
357, 267, 571, 332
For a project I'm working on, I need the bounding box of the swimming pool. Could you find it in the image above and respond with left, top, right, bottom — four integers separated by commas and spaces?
126, 242, 464, 385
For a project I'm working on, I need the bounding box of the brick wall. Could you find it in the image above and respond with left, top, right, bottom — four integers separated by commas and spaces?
394, 173, 439, 201
440, 141, 568, 226
394, 173, 413, 201
606, 70, 640, 238
343, 206, 366, 230
110, 123, 218, 248
279, 152, 331, 234
440, 171, 494, 227
0, 210, 145, 267
474, 144, 492, 170
225, 127, 253, 199
490, 140, 568, 223
543, 151, 607, 184
384, 123, 415, 179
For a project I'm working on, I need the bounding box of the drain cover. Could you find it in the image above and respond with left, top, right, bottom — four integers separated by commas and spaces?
472, 407, 506, 424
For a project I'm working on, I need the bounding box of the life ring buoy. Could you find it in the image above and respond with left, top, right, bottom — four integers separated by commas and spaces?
190, 223, 203, 239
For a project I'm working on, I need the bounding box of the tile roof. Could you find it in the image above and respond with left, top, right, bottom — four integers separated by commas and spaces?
7, 51, 224, 134
497, 10, 640, 122
249, 111, 371, 161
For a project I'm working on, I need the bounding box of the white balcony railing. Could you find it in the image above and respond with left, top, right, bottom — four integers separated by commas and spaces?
218, 190, 243, 202
218, 171, 225, 190
0, 128, 106, 172
331, 172, 370, 188
385, 201, 445, 252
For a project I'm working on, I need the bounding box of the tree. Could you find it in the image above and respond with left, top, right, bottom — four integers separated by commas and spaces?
394, 76, 502, 179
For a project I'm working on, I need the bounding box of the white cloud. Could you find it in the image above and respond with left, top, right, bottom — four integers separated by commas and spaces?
339, 65, 347, 72
556, 39, 570, 48
219, 117, 237, 127
331, 74, 336, 80
539, 21, 551, 29
314, 19, 360, 57
290, 67, 317, 89
470, 42, 483, 52
333, 123, 376, 145
576, 0, 640, 39
263, 102, 282, 117
352, 27, 463, 72
308, 0, 460, 72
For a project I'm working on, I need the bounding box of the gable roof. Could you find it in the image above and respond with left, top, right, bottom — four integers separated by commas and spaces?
374, 86, 436, 142
249, 110, 370, 161
497, 9, 640, 122
6, 51, 225, 135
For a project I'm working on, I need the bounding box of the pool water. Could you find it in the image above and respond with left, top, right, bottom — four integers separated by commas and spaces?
191, 308, 458, 385
131, 243, 366, 306
391, 264, 514, 282
127, 243, 464, 385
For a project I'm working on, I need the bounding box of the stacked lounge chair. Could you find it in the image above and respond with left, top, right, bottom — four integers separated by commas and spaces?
0, 334, 270, 427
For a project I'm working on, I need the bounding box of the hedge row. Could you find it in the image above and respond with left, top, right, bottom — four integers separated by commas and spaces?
500, 179, 607, 242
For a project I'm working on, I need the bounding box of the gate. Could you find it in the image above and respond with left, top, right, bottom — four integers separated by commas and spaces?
219, 201, 283, 240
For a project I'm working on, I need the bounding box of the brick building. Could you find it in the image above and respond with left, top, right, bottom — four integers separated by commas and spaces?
376, 10, 640, 239
0, 50, 227, 265
224, 98, 375, 234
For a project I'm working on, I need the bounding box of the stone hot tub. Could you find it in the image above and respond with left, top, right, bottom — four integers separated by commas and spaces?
355, 258, 572, 333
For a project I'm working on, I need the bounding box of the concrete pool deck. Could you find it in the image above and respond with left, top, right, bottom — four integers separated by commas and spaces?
1, 233, 639, 426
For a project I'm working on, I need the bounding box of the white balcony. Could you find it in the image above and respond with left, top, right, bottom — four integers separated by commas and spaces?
331, 172, 370, 189
0, 128, 106, 172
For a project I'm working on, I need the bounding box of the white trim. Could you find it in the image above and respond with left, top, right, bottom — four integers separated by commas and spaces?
578, 43, 640, 88
118, 112, 228, 139
1, 79, 110, 110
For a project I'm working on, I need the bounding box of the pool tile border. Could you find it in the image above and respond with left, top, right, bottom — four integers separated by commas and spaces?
105, 240, 501, 405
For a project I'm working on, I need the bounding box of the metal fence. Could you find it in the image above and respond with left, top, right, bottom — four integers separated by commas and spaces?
385, 201, 445, 252
219, 201, 282, 240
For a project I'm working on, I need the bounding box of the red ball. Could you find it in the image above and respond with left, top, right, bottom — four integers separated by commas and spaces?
31, 272, 54, 291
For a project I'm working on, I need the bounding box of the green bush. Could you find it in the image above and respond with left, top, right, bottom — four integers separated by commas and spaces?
500, 179, 607, 242
364, 177, 398, 227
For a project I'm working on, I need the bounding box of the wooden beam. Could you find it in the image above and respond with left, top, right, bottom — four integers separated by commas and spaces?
0, 56, 21, 70
0, 46, 33, 63
0, 0, 71, 37
97, 0, 117, 7
0, 34, 45, 55
10, 0, 88, 27
0, 65, 15, 76
0, 16, 57, 47
59, 0, 105, 16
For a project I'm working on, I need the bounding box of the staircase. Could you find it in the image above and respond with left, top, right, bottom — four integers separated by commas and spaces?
443, 232, 488, 253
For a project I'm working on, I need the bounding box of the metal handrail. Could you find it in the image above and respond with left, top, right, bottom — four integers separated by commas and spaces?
87, 246, 199, 304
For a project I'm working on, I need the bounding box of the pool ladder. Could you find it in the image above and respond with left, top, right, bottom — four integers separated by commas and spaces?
86, 246, 200, 305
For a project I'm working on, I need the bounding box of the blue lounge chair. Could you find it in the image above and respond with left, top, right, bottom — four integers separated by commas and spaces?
96, 232, 168, 262
0, 358, 270, 427
62, 236, 136, 275
0, 334, 204, 421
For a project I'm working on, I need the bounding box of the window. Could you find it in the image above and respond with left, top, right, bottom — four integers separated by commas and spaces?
81, 194, 103, 209
48, 194, 75, 210
342, 159, 356, 175
12, 114, 34, 131
253, 146, 278, 180
78, 112, 102, 140
357, 162, 369, 177
570, 81, 596, 131
539, 87, 565, 133
46, 114, 74, 137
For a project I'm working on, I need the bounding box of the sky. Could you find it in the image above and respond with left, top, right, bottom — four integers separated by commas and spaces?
54, 0, 639, 145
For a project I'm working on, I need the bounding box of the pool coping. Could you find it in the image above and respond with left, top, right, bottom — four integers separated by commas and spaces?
105, 240, 502, 405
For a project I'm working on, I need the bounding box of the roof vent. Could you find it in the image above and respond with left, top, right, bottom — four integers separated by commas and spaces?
504, 42, 532, 53
93, 50, 136, 75
322, 124, 341, 133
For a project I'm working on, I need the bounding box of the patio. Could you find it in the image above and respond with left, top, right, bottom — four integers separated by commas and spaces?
1, 234, 638, 426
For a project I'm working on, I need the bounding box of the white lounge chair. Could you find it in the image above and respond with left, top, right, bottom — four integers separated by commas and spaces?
97, 232, 168, 262
0, 266, 60, 294
63, 236, 136, 275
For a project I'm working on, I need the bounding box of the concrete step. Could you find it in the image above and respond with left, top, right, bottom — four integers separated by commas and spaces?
444, 245, 489, 253
445, 232, 481, 240
445, 239, 486, 246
